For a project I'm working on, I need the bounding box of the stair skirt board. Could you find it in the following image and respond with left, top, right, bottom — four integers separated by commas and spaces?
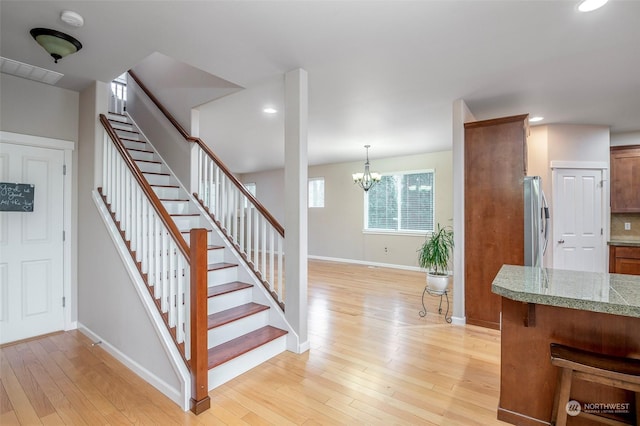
208, 333, 287, 390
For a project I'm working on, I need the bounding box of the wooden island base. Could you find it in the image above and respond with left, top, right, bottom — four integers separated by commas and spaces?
498, 298, 640, 426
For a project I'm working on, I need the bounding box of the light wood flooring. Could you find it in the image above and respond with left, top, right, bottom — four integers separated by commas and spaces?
1, 260, 507, 425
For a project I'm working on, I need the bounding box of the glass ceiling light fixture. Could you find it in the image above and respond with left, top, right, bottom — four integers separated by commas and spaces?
577, 0, 608, 12
352, 145, 381, 192
30, 28, 82, 63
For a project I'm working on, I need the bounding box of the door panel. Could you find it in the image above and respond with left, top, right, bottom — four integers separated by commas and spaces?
0, 142, 64, 344
553, 168, 604, 272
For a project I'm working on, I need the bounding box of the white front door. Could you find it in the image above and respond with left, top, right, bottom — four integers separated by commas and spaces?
552, 168, 605, 272
0, 142, 65, 344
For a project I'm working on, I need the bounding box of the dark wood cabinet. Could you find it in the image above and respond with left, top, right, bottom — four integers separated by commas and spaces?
609, 245, 640, 275
610, 145, 640, 213
464, 114, 528, 330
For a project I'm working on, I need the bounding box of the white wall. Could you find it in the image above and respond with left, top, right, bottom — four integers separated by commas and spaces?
241, 150, 453, 268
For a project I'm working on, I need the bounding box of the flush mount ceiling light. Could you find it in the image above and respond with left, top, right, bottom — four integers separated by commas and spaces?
529, 116, 544, 123
578, 0, 608, 12
60, 10, 84, 28
263, 107, 277, 114
30, 28, 82, 63
352, 145, 381, 192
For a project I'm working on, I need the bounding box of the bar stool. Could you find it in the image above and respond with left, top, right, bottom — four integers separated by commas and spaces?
550, 343, 640, 426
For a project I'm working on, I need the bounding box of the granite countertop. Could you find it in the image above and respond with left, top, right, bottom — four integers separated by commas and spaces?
609, 239, 640, 247
492, 265, 640, 319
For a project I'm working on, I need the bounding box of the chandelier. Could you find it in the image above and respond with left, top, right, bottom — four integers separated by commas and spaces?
352, 145, 381, 192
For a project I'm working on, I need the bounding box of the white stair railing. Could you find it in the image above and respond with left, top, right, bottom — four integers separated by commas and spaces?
195, 144, 285, 308
100, 116, 191, 356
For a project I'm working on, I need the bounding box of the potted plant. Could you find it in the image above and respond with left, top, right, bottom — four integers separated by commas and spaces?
418, 224, 454, 294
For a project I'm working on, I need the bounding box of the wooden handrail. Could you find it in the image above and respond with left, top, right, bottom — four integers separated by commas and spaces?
99, 114, 191, 259
127, 70, 285, 238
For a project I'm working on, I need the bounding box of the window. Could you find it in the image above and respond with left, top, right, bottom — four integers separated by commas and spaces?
308, 177, 325, 208
365, 170, 434, 233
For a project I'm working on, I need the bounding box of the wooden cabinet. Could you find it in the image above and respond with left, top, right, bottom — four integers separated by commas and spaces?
609, 245, 640, 275
610, 145, 640, 213
464, 114, 528, 330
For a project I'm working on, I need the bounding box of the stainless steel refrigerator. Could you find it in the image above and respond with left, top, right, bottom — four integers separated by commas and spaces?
524, 176, 550, 267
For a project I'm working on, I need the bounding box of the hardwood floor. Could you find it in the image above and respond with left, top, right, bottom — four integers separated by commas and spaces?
1, 260, 507, 425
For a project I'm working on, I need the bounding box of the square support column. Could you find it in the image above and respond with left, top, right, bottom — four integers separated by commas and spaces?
284, 68, 309, 352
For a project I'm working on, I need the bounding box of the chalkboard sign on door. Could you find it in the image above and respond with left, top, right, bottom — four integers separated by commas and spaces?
0, 182, 35, 212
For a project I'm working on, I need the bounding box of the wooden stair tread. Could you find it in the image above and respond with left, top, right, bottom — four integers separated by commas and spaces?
114, 128, 139, 134
207, 281, 253, 298
207, 262, 236, 271
142, 171, 170, 176
134, 159, 162, 164
208, 302, 269, 329
108, 111, 126, 116
170, 213, 199, 217
207, 326, 287, 369
127, 148, 154, 154
151, 184, 179, 188
208, 245, 224, 250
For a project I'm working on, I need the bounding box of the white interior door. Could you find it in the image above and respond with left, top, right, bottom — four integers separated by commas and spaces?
552, 168, 604, 272
0, 142, 65, 344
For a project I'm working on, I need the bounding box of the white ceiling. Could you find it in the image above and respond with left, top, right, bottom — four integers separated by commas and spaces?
1, 1, 639, 173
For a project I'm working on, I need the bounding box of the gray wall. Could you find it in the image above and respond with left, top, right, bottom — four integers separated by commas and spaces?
241, 151, 453, 268
0, 73, 79, 142
126, 75, 192, 188
0, 74, 182, 399
77, 82, 181, 394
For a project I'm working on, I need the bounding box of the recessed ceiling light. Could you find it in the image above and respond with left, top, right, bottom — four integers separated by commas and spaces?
529, 116, 544, 123
263, 107, 277, 114
578, 0, 608, 12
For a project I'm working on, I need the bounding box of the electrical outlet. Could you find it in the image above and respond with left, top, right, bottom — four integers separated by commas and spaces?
384, 247, 388, 253
624, 222, 631, 231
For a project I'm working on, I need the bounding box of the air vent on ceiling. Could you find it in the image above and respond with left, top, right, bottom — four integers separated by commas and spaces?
0, 56, 63, 85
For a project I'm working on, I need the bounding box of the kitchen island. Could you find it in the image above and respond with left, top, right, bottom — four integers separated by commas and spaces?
491, 265, 640, 425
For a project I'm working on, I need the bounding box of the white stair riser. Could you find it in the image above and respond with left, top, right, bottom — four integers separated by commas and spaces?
110, 122, 135, 132
207, 310, 269, 348
207, 287, 252, 314
107, 113, 126, 121
181, 231, 214, 246
207, 267, 238, 285
152, 186, 183, 199
208, 248, 224, 264
122, 140, 148, 150
162, 200, 193, 215
172, 216, 204, 231
144, 173, 173, 186
128, 150, 156, 162
115, 129, 142, 140
208, 335, 287, 390
136, 161, 164, 174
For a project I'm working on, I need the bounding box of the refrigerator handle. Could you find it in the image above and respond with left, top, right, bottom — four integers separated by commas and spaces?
541, 191, 550, 255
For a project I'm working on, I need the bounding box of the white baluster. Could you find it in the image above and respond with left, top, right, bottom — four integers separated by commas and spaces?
269, 228, 275, 291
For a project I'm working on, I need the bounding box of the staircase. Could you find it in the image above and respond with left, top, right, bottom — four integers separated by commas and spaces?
104, 111, 288, 390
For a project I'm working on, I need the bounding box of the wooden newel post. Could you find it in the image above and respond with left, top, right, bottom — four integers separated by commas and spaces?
189, 228, 210, 414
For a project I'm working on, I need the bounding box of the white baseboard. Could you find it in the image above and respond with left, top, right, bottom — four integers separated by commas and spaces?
77, 324, 183, 407
308, 255, 422, 272
65, 321, 78, 331
451, 316, 466, 326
